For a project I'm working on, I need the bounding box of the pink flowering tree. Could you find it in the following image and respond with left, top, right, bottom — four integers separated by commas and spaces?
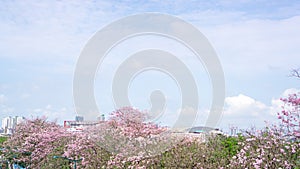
229, 128, 300, 168
1, 107, 170, 168
2, 117, 111, 168
6, 106, 298, 168
278, 93, 300, 138
108, 107, 166, 138
62, 131, 111, 168
277, 69, 300, 139
229, 70, 300, 168
89, 107, 170, 168
2, 117, 71, 168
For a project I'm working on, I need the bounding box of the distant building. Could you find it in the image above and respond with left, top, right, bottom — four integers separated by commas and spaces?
97, 114, 105, 121
229, 124, 239, 136
1, 116, 25, 134
64, 120, 100, 129
64, 115, 106, 132
187, 126, 223, 135
75, 116, 84, 122
188, 126, 215, 133
179, 126, 224, 142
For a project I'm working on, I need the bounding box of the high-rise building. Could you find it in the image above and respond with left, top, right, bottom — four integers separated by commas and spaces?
75, 116, 84, 122
1, 116, 25, 134
97, 114, 105, 121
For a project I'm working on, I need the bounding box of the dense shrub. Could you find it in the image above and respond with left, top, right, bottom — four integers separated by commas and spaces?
229, 129, 300, 169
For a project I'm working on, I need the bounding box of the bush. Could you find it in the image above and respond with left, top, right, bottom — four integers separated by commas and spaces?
229, 130, 300, 169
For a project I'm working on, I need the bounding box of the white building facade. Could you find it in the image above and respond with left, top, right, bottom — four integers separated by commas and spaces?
1, 116, 25, 134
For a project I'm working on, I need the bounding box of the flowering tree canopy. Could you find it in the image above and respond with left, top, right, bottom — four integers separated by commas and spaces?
278, 93, 300, 138
1, 105, 299, 168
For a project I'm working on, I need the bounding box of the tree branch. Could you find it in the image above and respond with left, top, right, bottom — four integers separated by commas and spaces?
290, 68, 300, 79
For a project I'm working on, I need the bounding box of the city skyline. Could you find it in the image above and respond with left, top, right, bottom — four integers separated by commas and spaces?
1, 115, 25, 134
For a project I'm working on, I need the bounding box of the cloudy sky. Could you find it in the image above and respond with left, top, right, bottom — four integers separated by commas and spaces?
0, 0, 300, 132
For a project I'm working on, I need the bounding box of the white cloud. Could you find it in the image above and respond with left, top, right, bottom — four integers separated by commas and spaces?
0, 1, 125, 60
270, 98, 283, 116
0, 94, 6, 104
221, 94, 275, 130
220, 88, 300, 130
45, 104, 52, 109
124, 88, 300, 131
270, 88, 300, 115
224, 94, 268, 116
281, 88, 300, 96
201, 15, 300, 75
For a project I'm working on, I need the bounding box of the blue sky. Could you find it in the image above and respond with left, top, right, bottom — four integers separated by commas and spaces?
0, 0, 300, 132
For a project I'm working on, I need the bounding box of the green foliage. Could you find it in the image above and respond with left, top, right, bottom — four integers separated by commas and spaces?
203, 134, 243, 166
219, 134, 244, 157
0, 136, 8, 145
